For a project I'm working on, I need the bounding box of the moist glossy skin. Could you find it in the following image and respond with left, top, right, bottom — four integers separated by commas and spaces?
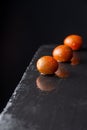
36, 56, 58, 75
52, 45, 73, 62
64, 34, 83, 50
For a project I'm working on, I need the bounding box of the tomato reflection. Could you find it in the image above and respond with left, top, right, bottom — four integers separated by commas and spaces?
36, 75, 57, 92
55, 63, 69, 78
71, 51, 80, 65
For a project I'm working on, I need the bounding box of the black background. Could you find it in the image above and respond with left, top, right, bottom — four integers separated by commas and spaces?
1, 0, 87, 112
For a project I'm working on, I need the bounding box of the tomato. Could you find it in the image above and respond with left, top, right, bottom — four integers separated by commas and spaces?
36, 56, 58, 75
64, 34, 83, 50
52, 45, 73, 62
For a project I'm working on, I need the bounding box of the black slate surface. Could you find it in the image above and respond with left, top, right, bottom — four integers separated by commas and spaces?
0, 44, 87, 130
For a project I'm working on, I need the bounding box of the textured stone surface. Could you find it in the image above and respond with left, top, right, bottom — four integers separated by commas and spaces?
0, 45, 87, 130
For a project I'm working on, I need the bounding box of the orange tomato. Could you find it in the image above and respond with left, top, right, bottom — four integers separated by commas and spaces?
64, 34, 83, 50
52, 45, 73, 62
36, 56, 58, 75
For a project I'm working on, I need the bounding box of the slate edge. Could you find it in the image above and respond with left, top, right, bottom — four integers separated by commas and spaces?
0, 44, 55, 121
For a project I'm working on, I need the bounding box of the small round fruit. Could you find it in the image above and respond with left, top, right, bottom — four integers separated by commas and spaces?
36, 56, 58, 75
64, 34, 83, 50
52, 45, 73, 62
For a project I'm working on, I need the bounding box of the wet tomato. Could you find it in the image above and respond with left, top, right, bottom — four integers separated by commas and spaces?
64, 34, 83, 50
52, 45, 73, 62
36, 56, 58, 75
